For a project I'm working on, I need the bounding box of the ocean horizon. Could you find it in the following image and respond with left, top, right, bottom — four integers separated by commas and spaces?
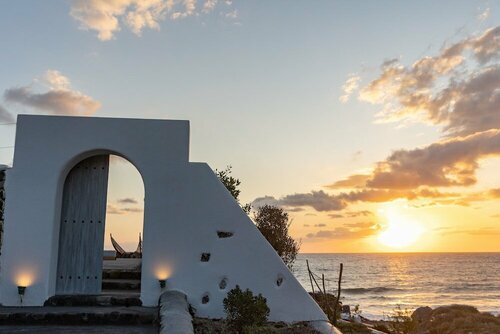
293, 252, 500, 320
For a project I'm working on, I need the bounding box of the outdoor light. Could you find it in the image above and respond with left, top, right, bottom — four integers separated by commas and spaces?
17, 286, 26, 303
155, 266, 171, 289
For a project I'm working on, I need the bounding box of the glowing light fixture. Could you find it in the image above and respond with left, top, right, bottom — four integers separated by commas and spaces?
17, 286, 26, 303
156, 266, 171, 289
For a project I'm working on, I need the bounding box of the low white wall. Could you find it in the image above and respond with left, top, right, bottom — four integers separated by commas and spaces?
0, 115, 327, 323
159, 290, 194, 334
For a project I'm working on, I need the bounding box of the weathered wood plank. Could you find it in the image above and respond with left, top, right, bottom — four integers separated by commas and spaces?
56, 155, 109, 295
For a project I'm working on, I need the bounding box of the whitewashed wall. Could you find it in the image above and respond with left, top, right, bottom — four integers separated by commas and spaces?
0, 115, 327, 323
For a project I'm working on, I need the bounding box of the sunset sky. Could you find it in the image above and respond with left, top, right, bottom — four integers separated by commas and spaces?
0, 1, 498, 253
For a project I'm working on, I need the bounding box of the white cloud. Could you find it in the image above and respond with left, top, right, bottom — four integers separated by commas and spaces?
202, 0, 217, 13
41, 70, 71, 90
4, 70, 101, 116
70, 0, 232, 40
339, 74, 361, 103
359, 26, 500, 136
477, 7, 490, 22
224, 9, 238, 19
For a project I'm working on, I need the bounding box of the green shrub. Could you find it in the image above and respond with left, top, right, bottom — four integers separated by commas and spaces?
223, 285, 270, 332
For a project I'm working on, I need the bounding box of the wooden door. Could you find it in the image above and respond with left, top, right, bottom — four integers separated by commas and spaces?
56, 155, 109, 295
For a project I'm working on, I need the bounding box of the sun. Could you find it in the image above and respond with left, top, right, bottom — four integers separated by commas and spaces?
377, 209, 424, 249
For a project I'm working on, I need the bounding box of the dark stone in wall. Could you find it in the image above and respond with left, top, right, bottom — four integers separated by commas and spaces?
217, 231, 233, 238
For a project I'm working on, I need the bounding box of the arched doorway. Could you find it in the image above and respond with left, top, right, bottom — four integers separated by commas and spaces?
56, 154, 144, 295
102, 155, 145, 296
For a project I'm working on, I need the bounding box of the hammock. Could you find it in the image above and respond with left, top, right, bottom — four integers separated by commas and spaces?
110, 233, 142, 258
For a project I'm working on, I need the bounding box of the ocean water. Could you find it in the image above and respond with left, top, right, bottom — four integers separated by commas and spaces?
293, 253, 500, 319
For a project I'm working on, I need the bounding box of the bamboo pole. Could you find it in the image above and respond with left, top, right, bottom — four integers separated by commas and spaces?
306, 260, 315, 294
332, 263, 343, 325
322, 273, 329, 317
310, 270, 323, 294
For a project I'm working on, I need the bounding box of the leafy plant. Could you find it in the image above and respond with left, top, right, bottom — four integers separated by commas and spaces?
223, 285, 270, 332
385, 305, 415, 334
352, 304, 362, 318
215, 166, 251, 214
254, 205, 300, 269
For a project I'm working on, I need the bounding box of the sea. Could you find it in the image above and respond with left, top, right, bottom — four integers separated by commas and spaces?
293, 253, 500, 320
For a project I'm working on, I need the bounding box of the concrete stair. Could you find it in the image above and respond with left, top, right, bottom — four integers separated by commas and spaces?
0, 306, 158, 325
43, 268, 142, 307
102, 278, 141, 291
101, 268, 141, 300
44, 294, 142, 307
0, 265, 152, 330
103, 269, 141, 281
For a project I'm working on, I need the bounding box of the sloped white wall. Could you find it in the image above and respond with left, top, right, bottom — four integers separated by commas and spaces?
0, 115, 326, 323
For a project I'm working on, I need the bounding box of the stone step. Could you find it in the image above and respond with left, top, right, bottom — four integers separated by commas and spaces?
0, 325, 158, 334
0, 306, 158, 325
44, 295, 142, 307
102, 270, 141, 280
101, 290, 140, 297
102, 279, 141, 291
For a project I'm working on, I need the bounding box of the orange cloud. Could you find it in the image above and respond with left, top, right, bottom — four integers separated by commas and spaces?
436, 226, 500, 236
253, 188, 458, 212
254, 28, 500, 215
306, 221, 380, 240
107, 203, 143, 215
365, 130, 500, 189
326, 174, 371, 189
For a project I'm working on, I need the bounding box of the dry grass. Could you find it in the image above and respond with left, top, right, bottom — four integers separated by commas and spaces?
309, 292, 339, 320
336, 321, 372, 334
193, 318, 320, 334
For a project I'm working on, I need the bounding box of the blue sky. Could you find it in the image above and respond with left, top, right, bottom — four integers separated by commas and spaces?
1, 1, 498, 252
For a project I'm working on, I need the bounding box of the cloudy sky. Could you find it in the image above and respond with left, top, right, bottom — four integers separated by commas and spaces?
0, 1, 498, 252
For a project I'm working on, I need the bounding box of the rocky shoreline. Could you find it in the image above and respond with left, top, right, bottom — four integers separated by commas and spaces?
307, 292, 500, 334
337, 304, 500, 334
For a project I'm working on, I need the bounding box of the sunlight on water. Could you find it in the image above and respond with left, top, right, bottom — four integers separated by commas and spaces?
294, 253, 500, 319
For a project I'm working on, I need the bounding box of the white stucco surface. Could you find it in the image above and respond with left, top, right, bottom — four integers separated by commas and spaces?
159, 290, 194, 334
0, 115, 327, 323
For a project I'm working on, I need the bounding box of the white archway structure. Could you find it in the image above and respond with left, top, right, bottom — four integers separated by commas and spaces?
0, 115, 327, 323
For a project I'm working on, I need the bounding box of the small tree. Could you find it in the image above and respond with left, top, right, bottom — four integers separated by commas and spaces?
254, 205, 300, 269
215, 166, 251, 214
223, 285, 270, 332
386, 305, 415, 334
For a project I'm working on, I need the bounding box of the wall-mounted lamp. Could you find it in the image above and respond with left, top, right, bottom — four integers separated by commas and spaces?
17, 286, 26, 303
159, 279, 166, 289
